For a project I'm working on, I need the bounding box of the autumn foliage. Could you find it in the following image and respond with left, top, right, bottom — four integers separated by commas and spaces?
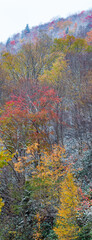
0, 28, 92, 239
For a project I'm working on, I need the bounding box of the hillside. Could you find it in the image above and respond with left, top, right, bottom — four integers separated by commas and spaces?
0, 8, 92, 240
0, 9, 92, 53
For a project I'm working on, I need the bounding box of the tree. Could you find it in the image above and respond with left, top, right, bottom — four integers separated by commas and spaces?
0, 87, 60, 166
25, 24, 30, 34
26, 144, 67, 204
1, 34, 52, 95
54, 170, 81, 240
39, 54, 70, 144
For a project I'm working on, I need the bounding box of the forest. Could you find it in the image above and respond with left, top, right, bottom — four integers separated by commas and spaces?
0, 27, 92, 240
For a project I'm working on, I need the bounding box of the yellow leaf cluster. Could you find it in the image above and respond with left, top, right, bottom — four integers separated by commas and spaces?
14, 156, 27, 172
33, 212, 41, 240
0, 197, 4, 213
26, 143, 38, 155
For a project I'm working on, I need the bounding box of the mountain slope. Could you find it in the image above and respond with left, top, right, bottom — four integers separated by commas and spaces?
0, 9, 92, 53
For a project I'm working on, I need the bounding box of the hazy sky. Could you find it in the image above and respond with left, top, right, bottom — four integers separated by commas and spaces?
0, 0, 92, 43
